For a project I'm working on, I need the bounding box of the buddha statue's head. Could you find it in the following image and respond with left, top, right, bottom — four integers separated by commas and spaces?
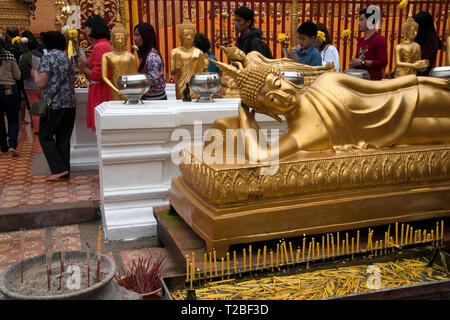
212, 59, 299, 122
402, 16, 419, 42
179, 19, 196, 49
220, 45, 246, 63
110, 23, 128, 52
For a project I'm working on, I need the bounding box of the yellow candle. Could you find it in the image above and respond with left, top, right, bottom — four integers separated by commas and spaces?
395, 222, 398, 245
186, 257, 190, 281
213, 250, 217, 276
346, 233, 349, 255
400, 223, 404, 246
326, 233, 330, 258
356, 230, 360, 253
190, 262, 193, 289
249, 245, 252, 272
321, 236, 325, 261
379, 240, 383, 255
367, 228, 371, 251
409, 227, 413, 245
431, 230, 435, 242
256, 249, 261, 269
280, 242, 284, 265
414, 230, 418, 243
441, 220, 445, 245
316, 242, 320, 260
423, 230, 426, 242
243, 248, 246, 271
307, 241, 312, 262
387, 225, 391, 245
351, 237, 354, 256
405, 225, 409, 245
209, 252, 212, 277
374, 240, 379, 256
270, 250, 274, 271
191, 252, 195, 274
97, 226, 102, 251
283, 242, 289, 264
289, 242, 294, 264
302, 237, 306, 262
296, 248, 300, 263
336, 233, 339, 256
204, 253, 207, 279
233, 251, 237, 273
312, 238, 315, 260
221, 257, 224, 278
263, 246, 267, 268
342, 240, 345, 255
331, 234, 334, 258
227, 252, 230, 275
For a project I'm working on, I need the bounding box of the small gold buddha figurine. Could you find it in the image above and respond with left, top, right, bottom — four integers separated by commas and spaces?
101, 22, 138, 100
170, 19, 208, 100
219, 45, 334, 87
208, 60, 450, 162
394, 16, 429, 77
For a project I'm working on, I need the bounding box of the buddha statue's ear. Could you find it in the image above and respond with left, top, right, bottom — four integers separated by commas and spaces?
210, 59, 239, 78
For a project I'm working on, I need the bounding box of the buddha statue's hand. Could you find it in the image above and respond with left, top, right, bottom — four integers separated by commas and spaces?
413, 59, 429, 71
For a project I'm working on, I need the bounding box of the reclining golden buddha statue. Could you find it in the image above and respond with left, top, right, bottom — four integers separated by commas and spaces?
209, 60, 450, 161
170, 59, 450, 255
216, 46, 335, 98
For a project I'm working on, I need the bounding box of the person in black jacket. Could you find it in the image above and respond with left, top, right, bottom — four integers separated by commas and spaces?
234, 6, 273, 59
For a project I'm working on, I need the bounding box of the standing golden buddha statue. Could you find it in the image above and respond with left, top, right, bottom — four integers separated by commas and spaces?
394, 16, 429, 77
101, 22, 138, 100
170, 19, 208, 100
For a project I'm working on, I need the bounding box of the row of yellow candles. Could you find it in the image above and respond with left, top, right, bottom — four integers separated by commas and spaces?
185, 220, 444, 288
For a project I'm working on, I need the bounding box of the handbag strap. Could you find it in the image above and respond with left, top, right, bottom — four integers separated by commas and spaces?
48, 68, 70, 103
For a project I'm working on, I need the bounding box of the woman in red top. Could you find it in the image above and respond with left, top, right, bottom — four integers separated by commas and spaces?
79, 14, 112, 131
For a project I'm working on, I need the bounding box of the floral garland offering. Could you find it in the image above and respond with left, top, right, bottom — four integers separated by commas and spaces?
398, 0, 408, 9
317, 31, 326, 43
277, 33, 289, 49
341, 29, 351, 39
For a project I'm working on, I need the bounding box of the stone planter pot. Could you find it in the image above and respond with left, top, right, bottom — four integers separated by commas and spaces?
116, 276, 162, 300
0, 251, 141, 300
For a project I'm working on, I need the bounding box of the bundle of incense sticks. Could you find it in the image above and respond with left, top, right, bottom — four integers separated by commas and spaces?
96, 226, 102, 283
183, 220, 445, 285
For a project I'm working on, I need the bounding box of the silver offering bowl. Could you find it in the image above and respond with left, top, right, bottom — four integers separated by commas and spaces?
429, 66, 450, 79
344, 69, 371, 80
281, 71, 304, 87
189, 72, 222, 102
117, 74, 151, 104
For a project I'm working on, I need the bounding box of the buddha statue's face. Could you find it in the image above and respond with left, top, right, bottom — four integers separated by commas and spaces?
403, 25, 418, 41
180, 28, 195, 48
111, 30, 127, 51
227, 48, 246, 62
257, 73, 298, 116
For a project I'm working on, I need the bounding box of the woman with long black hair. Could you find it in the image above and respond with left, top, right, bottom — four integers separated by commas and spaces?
133, 23, 167, 100
413, 11, 443, 76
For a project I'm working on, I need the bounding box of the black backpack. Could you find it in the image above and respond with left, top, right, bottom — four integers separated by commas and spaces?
18, 55, 32, 80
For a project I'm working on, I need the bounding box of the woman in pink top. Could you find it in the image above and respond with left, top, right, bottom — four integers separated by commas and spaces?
79, 14, 112, 131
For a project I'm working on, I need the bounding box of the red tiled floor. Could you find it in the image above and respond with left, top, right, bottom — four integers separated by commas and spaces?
0, 124, 99, 210
0, 239, 46, 264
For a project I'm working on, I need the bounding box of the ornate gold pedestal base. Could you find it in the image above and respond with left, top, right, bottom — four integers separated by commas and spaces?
170, 145, 450, 256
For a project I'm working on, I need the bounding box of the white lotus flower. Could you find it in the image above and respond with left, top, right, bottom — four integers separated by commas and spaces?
20, 37, 28, 44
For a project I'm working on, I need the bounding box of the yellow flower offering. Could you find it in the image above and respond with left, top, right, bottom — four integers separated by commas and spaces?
12, 36, 21, 44
342, 29, 351, 38
277, 33, 287, 43
68, 29, 78, 38
317, 31, 326, 42
399, 0, 408, 9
